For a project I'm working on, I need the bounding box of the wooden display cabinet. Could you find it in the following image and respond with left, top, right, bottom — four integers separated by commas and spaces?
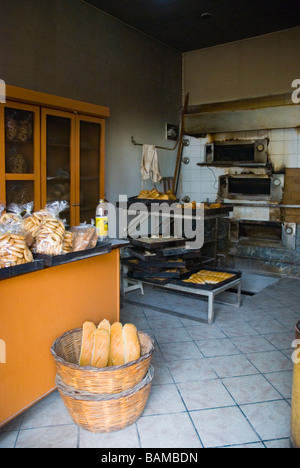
0, 101, 41, 210
0, 86, 109, 227
41, 110, 105, 227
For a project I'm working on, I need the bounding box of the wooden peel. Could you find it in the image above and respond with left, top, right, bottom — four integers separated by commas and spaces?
172, 93, 189, 195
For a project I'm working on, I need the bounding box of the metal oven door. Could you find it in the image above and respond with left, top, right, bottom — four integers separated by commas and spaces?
205, 139, 268, 165
219, 174, 284, 202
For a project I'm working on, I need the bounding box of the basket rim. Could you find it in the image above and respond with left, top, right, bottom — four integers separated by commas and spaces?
56, 365, 154, 401
50, 328, 155, 373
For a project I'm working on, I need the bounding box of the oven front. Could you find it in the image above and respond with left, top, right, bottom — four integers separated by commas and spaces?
219, 174, 284, 202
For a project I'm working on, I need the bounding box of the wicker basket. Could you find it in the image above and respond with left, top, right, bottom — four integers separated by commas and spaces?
51, 328, 154, 394
56, 366, 154, 433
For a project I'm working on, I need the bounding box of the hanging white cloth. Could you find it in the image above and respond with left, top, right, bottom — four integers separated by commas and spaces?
140, 144, 162, 185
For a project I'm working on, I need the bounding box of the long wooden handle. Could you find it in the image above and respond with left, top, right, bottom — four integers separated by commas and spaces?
172, 93, 189, 195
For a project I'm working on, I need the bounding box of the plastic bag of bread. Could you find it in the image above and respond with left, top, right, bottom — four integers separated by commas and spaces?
71, 222, 98, 252
22, 205, 53, 241
33, 201, 68, 256
0, 224, 33, 268
0, 203, 23, 226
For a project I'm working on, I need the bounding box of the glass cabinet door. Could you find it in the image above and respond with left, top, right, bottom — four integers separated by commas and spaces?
0, 102, 40, 209
41, 109, 76, 227
78, 116, 105, 224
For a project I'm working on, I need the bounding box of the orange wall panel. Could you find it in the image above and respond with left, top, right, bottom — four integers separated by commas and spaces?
0, 249, 120, 426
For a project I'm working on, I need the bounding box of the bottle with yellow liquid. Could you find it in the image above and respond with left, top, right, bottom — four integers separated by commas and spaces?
95, 199, 108, 242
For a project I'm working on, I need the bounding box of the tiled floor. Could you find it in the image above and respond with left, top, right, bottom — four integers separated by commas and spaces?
1, 275, 299, 448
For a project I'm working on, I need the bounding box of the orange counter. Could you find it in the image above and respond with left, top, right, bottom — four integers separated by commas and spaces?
0, 247, 123, 427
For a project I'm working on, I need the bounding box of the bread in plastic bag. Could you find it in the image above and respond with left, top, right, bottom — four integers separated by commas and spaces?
33, 201, 68, 256
0, 203, 23, 225
71, 222, 98, 252
0, 224, 33, 268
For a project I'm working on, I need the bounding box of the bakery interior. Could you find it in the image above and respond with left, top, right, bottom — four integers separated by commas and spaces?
1, 0, 300, 449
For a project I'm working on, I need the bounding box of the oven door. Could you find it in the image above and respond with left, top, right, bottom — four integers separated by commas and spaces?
205, 139, 268, 165
219, 174, 284, 201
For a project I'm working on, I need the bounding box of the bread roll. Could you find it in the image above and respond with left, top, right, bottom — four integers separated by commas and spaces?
109, 322, 125, 366
91, 329, 110, 368
79, 321, 96, 366
123, 323, 141, 364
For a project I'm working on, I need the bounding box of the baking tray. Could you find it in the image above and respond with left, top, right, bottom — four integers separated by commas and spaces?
127, 247, 164, 262
0, 259, 44, 280
130, 236, 186, 251
127, 271, 171, 286
33, 241, 112, 267
162, 246, 203, 257
172, 266, 242, 291
122, 257, 163, 273
122, 256, 186, 270
127, 196, 179, 207
131, 268, 182, 279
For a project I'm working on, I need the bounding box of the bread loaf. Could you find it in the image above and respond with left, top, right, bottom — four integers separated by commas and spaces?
79, 321, 96, 366
109, 322, 125, 366
123, 323, 141, 364
91, 329, 110, 368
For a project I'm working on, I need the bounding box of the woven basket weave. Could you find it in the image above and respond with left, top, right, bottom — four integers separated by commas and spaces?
56, 366, 154, 433
51, 328, 154, 394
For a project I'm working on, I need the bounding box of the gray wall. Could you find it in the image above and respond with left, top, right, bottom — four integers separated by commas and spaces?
0, 0, 182, 203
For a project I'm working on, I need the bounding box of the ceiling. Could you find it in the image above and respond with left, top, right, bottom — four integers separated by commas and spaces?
84, 0, 300, 52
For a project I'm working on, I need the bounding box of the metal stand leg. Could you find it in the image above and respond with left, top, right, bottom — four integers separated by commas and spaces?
208, 293, 215, 324
237, 280, 242, 307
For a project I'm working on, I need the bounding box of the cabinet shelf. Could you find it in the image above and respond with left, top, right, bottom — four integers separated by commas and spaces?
5, 174, 36, 180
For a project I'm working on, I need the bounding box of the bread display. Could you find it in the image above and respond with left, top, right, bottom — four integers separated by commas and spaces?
79, 321, 97, 366
137, 188, 176, 201
78, 320, 141, 368
0, 200, 103, 265
183, 269, 235, 285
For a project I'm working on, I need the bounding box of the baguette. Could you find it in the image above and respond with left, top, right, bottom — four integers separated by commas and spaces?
109, 322, 125, 366
91, 328, 110, 368
123, 323, 141, 364
79, 321, 96, 366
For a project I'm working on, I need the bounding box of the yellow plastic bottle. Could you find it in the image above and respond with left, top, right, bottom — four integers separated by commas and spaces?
95, 199, 108, 242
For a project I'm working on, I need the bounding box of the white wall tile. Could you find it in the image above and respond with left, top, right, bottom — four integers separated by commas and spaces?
270, 129, 285, 141
285, 128, 298, 141
285, 140, 298, 155
285, 154, 298, 168
270, 140, 285, 155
